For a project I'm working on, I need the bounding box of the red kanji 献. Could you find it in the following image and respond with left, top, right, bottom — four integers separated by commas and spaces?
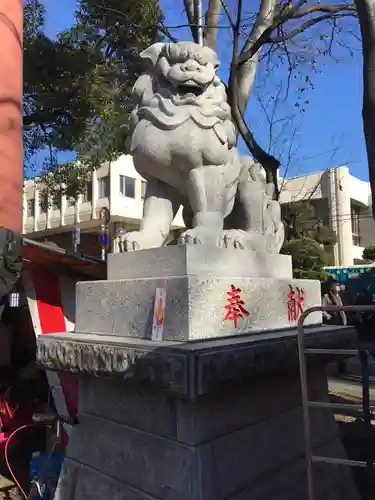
287, 285, 305, 321
223, 284, 249, 328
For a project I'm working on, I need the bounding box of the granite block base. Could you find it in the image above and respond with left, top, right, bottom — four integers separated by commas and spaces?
107, 245, 293, 280
54, 367, 360, 500
38, 326, 360, 499
76, 276, 322, 341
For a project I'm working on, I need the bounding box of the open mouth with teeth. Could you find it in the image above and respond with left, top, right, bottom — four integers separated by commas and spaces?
176, 83, 205, 97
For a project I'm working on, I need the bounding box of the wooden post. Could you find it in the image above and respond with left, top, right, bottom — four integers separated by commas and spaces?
0, 0, 23, 307
0, 0, 23, 233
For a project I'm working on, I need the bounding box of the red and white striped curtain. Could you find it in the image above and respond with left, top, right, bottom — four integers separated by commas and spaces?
23, 268, 78, 439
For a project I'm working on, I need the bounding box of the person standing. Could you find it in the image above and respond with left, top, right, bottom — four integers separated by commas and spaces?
322, 280, 347, 326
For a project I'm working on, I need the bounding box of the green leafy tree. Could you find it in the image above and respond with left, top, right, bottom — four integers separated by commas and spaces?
281, 237, 329, 281
24, 0, 163, 201
282, 201, 335, 277
24, 0, 358, 202
363, 244, 375, 261
282, 201, 336, 244
24, 0, 92, 171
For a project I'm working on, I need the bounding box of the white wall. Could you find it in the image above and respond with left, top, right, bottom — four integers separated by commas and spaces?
279, 170, 326, 204
23, 159, 375, 266
279, 166, 375, 267
22, 155, 184, 237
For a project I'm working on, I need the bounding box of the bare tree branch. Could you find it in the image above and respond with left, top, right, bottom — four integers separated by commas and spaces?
236, 0, 277, 113
158, 25, 179, 42
269, 12, 355, 43
237, 2, 356, 65
220, 0, 235, 29
233, 99, 281, 197
161, 22, 231, 30
183, 0, 198, 42
225, 1, 280, 198
203, 0, 222, 50
295, 2, 356, 18
242, 0, 277, 55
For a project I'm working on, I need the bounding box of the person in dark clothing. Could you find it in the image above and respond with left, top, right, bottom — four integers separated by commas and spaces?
322, 279, 347, 326
339, 283, 355, 325
322, 279, 348, 374
0, 302, 50, 406
354, 288, 375, 346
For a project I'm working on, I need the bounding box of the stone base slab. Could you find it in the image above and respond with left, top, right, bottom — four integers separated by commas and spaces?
53, 366, 360, 500
107, 245, 293, 280
37, 325, 358, 397
76, 276, 321, 341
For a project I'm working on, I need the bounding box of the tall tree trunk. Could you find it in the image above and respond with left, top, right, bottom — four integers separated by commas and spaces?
203, 0, 221, 51
236, 0, 277, 113
355, 0, 375, 218
228, 0, 281, 198
184, 0, 198, 43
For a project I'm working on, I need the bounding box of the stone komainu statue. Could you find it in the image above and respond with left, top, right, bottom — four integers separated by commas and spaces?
122, 41, 284, 253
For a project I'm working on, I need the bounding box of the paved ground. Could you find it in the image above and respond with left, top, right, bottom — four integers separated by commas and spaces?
329, 375, 375, 401
0, 429, 45, 500
0, 471, 23, 500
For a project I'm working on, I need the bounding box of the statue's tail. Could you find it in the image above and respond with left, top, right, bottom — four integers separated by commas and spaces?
264, 184, 285, 253
243, 157, 285, 253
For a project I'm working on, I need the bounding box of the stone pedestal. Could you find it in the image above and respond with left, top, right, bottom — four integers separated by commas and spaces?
76, 247, 322, 340
37, 326, 361, 500
36, 248, 360, 499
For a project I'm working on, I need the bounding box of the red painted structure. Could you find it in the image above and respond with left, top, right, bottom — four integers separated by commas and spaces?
0, 239, 105, 450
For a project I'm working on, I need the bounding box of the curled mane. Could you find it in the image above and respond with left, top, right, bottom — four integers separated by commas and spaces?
134, 72, 231, 131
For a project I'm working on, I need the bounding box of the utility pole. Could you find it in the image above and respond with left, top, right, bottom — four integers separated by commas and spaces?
0, 0, 23, 312
195, 0, 203, 45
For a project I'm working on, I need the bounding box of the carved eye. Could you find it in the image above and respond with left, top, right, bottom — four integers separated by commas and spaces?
194, 54, 207, 66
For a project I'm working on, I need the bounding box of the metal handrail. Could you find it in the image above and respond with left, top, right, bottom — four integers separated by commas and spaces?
297, 305, 375, 500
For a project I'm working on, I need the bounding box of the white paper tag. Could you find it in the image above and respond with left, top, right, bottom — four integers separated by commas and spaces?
151, 286, 167, 341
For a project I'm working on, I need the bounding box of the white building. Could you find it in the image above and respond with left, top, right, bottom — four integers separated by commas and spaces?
279, 166, 375, 267
23, 158, 375, 266
23, 155, 184, 256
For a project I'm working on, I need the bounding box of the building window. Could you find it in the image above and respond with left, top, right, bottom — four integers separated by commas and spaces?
141, 181, 147, 199
82, 181, 93, 203
27, 199, 35, 217
98, 176, 110, 199
39, 193, 48, 214
352, 234, 361, 246
119, 176, 135, 198
351, 204, 361, 246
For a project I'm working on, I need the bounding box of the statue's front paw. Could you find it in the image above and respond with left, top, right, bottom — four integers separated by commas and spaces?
119, 231, 142, 252
119, 230, 166, 251
220, 229, 267, 252
220, 230, 247, 250
178, 228, 220, 246
178, 228, 204, 245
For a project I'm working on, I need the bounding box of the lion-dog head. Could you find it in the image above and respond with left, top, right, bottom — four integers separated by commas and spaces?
130, 42, 235, 147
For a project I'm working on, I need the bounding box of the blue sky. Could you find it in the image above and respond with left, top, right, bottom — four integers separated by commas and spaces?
41, 0, 367, 181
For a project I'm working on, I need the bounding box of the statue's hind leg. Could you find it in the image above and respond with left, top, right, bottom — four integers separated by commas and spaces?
122, 178, 181, 251
220, 163, 284, 253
